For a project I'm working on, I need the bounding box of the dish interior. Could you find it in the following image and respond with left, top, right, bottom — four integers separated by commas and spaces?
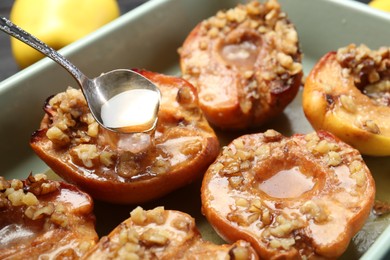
0, 0, 389, 259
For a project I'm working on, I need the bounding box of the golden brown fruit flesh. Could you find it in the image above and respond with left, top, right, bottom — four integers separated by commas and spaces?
0, 174, 98, 259
179, 0, 303, 130
201, 130, 375, 259
30, 70, 220, 204
303, 44, 390, 156
82, 206, 258, 260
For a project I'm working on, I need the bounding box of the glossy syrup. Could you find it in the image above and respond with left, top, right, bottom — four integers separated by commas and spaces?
101, 89, 160, 133
258, 166, 315, 198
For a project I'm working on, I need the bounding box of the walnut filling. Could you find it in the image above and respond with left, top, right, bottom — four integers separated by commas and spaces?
336, 44, 390, 107
85, 206, 256, 260
1, 174, 56, 211
203, 130, 374, 258
0, 174, 96, 258
199, 0, 302, 77
180, 0, 302, 124
43, 86, 204, 181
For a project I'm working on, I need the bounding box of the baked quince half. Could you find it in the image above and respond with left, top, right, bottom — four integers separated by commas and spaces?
201, 130, 375, 259
83, 206, 258, 259
303, 44, 390, 156
30, 70, 219, 204
0, 174, 97, 259
179, 0, 302, 130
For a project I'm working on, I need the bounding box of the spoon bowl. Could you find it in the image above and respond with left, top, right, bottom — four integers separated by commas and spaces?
91, 69, 161, 133
0, 17, 161, 134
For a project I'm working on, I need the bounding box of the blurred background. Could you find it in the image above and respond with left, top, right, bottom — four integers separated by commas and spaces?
0, 0, 377, 82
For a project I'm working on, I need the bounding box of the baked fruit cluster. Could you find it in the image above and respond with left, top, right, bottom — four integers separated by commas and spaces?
0, 174, 260, 259
303, 44, 390, 156
0, 174, 98, 259
83, 206, 258, 259
201, 130, 375, 259
179, 0, 302, 130
10, 0, 383, 259
30, 70, 220, 204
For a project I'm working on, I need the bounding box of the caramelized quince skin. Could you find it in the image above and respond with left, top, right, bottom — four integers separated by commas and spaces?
303, 52, 390, 156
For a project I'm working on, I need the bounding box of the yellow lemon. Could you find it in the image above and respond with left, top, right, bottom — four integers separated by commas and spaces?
369, 0, 390, 12
10, 0, 120, 68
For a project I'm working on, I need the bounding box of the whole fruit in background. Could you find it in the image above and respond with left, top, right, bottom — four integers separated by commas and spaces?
369, 0, 390, 12
10, 0, 120, 68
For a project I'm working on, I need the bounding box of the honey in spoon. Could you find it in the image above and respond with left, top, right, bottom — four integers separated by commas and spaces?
101, 88, 160, 133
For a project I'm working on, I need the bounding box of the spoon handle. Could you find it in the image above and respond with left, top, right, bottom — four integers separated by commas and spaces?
0, 17, 87, 84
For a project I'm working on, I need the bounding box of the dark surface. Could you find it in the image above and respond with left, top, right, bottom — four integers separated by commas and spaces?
0, 0, 148, 82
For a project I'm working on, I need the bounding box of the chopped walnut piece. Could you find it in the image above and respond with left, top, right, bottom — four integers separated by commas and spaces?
25, 203, 55, 220
340, 94, 357, 113
130, 206, 148, 225
300, 200, 329, 223
46, 126, 70, 146
337, 44, 390, 90
0, 177, 10, 190
140, 229, 170, 246
327, 151, 342, 166
263, 129, 282, 142
7, 189, 25, 206
363, 119, 381, 134
22, 192, 39, 206
71, 144, 99, 168
355, 118, 381, 134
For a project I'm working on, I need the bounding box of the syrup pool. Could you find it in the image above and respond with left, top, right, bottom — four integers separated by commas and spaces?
221, 41, 258, 69
258, 166, 315, 198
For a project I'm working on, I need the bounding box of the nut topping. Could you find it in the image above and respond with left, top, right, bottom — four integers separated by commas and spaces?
179, 0, 302, 129
83, 207, 258, 259
31, 70, 219, 204
0, 174, 97, 259
202, 130, 375, 259
303, 45, 390, 155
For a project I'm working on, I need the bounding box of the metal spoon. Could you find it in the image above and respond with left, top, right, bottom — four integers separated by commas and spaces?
0, 17, 161, 134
